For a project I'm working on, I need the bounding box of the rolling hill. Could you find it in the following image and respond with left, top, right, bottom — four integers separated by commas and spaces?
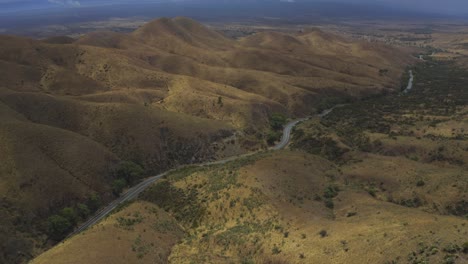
31, 58, 467, 264
0, 17, 414, 263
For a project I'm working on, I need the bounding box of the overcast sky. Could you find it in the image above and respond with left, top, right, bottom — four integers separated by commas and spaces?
1, 0, 468, 15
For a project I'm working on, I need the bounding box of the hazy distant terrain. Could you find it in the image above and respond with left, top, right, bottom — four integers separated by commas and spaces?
0, 1, 447, 38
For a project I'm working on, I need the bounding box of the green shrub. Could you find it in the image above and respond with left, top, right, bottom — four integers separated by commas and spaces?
319, 230, 328, 238
324, 198, 334, 209
76, 203, 90, 219
87, 194, 102, 212
112, 178, 127, 196
269, 113, 287, 130
272, 245, 282, 254
116, 161, 145, 184
367, 187, 377, 197
60, 207, 77, 225
346, 212, 357, 217
323, 185, 339, 199
267, 131, 282, 145
443, 243, 461, 253
47, 215, 71, 240
462, 242, 468, 254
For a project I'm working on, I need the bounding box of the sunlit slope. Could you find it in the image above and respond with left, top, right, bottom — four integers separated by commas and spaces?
32, 201, 184, 264
32, 151, 468, 264
0, 17, 414, 132
77, 17, 413, 118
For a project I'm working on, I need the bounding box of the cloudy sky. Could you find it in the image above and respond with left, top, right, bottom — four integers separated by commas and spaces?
0, 0, 467, 15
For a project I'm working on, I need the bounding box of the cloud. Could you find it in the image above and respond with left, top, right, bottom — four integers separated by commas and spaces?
48, 0, 81, 7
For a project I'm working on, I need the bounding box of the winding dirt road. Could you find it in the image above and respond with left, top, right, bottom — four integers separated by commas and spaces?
70, 107, 339, 237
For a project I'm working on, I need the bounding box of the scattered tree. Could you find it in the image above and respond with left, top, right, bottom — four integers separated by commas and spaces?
269, 113, 287, 130
116, 161, 144, 185
76, 203, 90, 219
60, 207, 77, 225
113, 178, 127, 196
319, 229, 328, 238
87, 194, 102, 212
47, 215, 71, 240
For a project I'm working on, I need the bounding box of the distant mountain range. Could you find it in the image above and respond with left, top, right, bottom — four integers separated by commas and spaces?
0, 1, 449, 31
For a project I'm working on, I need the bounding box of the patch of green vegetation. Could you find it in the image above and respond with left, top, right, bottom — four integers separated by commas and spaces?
47, 215, 72, 241
398, 197, 423, 208
366, 186, 378, 197
269, 113, 287, 130
86, 194, 102, 212
446, 200, 468, 218
140, 181, 205, 228
207, 169, 238, 193
319, 229, 328, 238
116, 161, 145, 185
272, 245, 282, 254
322, 61, 467, 141
131, 235, 151, 259
46, 195, 101, 240
291, 136, 347, 161
215, 225, 252, 248
324, 199, 334, 209
267, 130, 282, 145
316, 96, 352, 114
416, 179, 425, 187
243, 195, 264, 212
323, 185, 340, 199
116, 212, 143, 230
266, 113, 287, 145
112, 178, 127, 196
152, 220, 181, 233
167, 166, 205, 181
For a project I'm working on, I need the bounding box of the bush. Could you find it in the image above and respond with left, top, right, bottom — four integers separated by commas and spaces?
346, 212, 357, 217
60, 207, 77, 225
87, 194, 101, 212
76, 203, 90, 219
267, 131, 282, 145
367, 187, 377, 197
47, 215, 72, 240
324, 198, 334, 209
462, 242, 468, 254
323, 185, 339, 199
269, 113, 287, 130
416, 180, 425, 187
116, 161, 145, 185
443, 243, 461, 254
272, 245, 282, 254
319, 230, 328, 238
112, 178, 127, 196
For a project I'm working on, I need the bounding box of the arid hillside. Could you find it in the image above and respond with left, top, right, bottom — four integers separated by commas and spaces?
32, 59, 467, 263
0, 17, 415, 263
